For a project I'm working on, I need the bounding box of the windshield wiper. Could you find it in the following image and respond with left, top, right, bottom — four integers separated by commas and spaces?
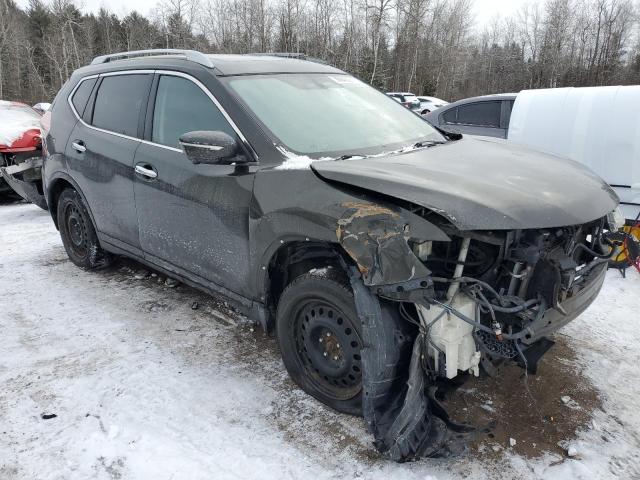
412, 140, 447, 149
335, 154, 368, 161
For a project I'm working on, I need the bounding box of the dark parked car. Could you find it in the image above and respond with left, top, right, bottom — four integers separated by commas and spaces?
425, 93, 516, 138
42, 50, 620, 462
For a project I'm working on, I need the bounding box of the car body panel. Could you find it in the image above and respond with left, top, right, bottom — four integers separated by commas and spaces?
65, 117, 143, 249
508, 86, 640, 222
133, 142, 257, 297
312, 136, 618, 230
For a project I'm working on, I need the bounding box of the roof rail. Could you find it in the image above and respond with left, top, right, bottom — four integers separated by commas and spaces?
90, 49, 214, 68
247, 52, 326, 64
250, 52, 307, 60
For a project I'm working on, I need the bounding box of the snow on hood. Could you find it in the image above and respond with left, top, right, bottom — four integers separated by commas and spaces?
0, 101, 42, 146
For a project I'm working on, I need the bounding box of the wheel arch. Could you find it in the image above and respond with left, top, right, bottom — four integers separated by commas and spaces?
47, 173, 96, 232
262, 239, 353, 330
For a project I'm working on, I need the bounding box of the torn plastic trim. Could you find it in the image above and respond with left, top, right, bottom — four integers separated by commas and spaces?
347, 265, 448, 462
336, 201, 448, 286
0, 158, 47, 210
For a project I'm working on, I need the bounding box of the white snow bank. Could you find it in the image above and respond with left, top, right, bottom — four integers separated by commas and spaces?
0, 100, 41, 145
1, 202, 640, 480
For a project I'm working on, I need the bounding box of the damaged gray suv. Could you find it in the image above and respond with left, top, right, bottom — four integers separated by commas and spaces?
41, 50, 622, 461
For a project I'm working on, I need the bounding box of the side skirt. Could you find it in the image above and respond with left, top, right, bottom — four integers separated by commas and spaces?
100, 236, 268, 328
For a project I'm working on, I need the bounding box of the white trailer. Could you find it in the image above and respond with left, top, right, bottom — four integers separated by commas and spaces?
508, 86, 640, 222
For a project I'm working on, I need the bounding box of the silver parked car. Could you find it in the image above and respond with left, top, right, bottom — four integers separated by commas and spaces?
416, 96, 448, 115
425, 93, 516, 138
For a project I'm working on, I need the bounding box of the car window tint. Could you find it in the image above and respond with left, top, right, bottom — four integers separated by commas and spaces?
71, 78, 97, 117
456, 101, 501, 127
92, 74, 150, 137
442, 107, 457, 124
152, 75, 235, 148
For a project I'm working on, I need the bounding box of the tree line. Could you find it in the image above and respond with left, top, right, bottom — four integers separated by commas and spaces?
1, 0, 639, 104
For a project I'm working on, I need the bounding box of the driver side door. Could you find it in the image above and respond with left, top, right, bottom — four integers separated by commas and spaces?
133, 72, 256, 297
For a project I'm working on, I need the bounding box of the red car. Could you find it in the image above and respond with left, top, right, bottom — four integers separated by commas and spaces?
0, 100, 47, 208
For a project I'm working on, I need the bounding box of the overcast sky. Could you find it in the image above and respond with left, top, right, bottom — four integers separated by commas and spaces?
15, 0, 536, 30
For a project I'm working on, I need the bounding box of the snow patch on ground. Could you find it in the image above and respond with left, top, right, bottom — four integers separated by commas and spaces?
0, 101, 41, 145
1, 202, 639, 479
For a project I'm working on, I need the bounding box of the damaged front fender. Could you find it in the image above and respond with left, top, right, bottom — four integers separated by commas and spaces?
336, 201, 448, 286
348, 267, 449, 461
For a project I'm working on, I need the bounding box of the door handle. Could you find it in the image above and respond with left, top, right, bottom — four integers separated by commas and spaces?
135, 164, 158, 179
72, 140, 86, 153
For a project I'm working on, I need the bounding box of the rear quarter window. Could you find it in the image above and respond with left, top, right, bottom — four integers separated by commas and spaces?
91, 74, 151, 138
71, 78, 97, 117
442, 107, 457, 124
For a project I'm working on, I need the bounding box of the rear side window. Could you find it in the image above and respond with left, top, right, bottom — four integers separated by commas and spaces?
92, 74, 151, 138
456, 101, 501, 127
71, 78, 97, 117
442, 107, 457, 124
151, 75, 235, 148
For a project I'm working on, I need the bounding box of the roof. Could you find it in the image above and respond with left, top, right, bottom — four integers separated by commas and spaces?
74, 52, 344, 77
451, 93, 518, 105
206, 54, 343, 75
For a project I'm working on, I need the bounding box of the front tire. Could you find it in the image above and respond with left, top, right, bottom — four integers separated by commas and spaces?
276, 273, 363, 415
57, 188, 113, 269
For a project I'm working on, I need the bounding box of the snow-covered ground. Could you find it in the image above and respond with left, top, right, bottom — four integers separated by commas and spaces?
1, 202, 639, 480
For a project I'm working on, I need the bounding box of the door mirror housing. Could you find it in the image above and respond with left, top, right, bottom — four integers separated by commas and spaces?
179, 130, 243, 165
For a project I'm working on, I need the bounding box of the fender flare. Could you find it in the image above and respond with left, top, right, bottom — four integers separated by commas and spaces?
47, 171, 98, 232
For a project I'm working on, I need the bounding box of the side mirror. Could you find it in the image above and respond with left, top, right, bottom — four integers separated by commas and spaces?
179, 130, 242, 165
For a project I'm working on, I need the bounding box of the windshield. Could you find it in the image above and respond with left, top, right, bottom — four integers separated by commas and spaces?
224, 74, 444, 157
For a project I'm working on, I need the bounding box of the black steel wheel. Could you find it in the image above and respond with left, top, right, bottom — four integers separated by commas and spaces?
277, 272, 363, 415
57, 188, 113, 269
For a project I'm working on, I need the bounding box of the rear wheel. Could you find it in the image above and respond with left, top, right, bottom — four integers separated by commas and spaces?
57, 188, 113, 269
276, 273, 363, 415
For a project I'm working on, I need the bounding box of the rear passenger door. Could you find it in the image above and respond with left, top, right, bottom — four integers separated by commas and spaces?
133, 72, 256, 297
66, 72, 152, 252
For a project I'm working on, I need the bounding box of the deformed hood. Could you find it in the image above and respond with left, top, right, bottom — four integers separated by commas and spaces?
312, 136, 619, 230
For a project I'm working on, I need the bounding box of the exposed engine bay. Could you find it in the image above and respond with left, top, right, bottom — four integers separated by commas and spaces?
411, 217, 613, 380
342, 205, 616, 461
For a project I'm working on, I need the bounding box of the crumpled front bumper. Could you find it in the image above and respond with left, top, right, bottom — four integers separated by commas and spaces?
0, 157, 47, 210
522, 261, 607, 345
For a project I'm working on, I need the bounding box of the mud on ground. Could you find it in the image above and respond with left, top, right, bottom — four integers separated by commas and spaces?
442, 336, 600, 459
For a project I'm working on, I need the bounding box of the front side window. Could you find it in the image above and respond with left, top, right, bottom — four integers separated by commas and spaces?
225, 74, 444, 157
92, 74, 151, 138
456, 101, 501, 127
152, 75, 235, 148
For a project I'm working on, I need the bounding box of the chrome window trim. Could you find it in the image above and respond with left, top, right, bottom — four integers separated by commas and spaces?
67, 69, 256, 158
